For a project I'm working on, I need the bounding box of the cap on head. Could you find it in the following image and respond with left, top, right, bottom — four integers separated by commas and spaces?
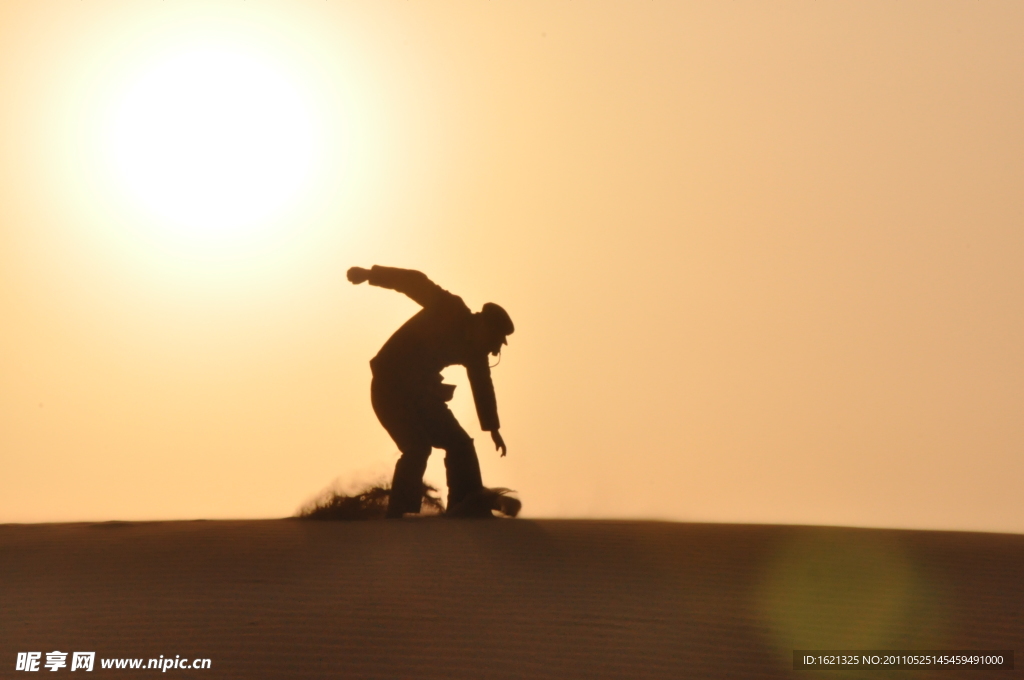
479, 302, 514, 337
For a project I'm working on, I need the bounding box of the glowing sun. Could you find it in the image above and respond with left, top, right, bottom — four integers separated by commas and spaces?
107, 46, 317, 241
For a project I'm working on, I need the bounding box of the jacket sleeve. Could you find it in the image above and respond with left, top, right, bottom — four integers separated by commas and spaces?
366, 266, 445, 308
466, 355, 500, 432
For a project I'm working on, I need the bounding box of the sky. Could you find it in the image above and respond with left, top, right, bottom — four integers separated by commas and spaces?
1, 1, 1021, 532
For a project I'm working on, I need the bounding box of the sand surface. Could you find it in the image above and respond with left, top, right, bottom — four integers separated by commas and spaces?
1, 519, 1020, 678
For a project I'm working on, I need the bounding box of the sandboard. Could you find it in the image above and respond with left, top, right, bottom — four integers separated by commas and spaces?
446, 487, 521, 518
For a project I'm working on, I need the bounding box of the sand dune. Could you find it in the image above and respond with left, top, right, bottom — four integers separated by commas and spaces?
1, 519, 1020, 678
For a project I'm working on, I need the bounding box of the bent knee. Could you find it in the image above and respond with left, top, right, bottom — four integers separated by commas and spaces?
442, 436, 476, 455
397, 446, 431, 464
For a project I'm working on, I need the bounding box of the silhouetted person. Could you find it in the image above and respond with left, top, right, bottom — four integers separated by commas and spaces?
348, 265, 514, 518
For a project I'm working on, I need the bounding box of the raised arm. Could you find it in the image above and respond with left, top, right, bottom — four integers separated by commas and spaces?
347, 265, 446, 308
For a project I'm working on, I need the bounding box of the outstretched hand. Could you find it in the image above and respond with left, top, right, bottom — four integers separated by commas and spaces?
491, 430, 507, 457
347, 266, 370, 284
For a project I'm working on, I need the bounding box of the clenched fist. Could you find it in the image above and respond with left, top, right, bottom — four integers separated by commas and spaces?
347, 266, 370, 284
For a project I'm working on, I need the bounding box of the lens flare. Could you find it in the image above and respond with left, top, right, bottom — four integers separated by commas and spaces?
756, 532, 948, 657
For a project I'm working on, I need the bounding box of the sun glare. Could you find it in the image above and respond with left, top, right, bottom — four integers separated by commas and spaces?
106, 46, 317, 243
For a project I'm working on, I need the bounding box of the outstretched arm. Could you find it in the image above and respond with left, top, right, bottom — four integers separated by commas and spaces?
467, 357, 507, 456
347, 265, 446, 308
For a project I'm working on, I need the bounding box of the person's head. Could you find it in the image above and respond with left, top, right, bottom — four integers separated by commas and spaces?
473, 302, 514, 356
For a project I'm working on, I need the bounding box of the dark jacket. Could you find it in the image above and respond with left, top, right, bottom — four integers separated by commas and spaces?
367, 266, 500, 432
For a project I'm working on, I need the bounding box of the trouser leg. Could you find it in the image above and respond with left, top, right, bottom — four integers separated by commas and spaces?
398, 383, 483, 508
372, 377, 434, 519
386, 446, 430, 518
371, 374, 483, 515
421, 401, 484, 509
444, 436, 484, 510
